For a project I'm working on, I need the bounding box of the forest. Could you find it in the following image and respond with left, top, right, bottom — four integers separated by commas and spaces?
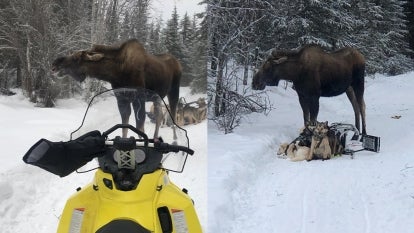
0, 0, 207, 107
206, 0, 414, 133
2, 0, 414, 133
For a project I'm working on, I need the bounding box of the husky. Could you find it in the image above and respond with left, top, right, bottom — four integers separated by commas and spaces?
307, 121, 332, 161
177, 103, 197, 125
297, 123, 315, 147
277, 143, 290, 158
277, 142, 310, 162
176, 98, 207, 126
148, 104, 175, 127
196, 97, 207, 122
328, 128, 344, 156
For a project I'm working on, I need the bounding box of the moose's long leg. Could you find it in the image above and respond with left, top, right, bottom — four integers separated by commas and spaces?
308, 96, 320, 125
116, 95, 132, 138
298, 94, 311, 126
358, 96, 366, 135
345, 87, 362, 133
132, 97, 146, 135
353, 85, 367, 135
167, 90, 179, 140
352, 62, 366, 135
152, 99, 163, 139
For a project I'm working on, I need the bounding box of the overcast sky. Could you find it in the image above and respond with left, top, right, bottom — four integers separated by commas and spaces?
150, 0, 205, 22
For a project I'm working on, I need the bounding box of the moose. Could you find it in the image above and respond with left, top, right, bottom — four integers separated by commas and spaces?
252, 45, 367, 134
52, 39, 182, 139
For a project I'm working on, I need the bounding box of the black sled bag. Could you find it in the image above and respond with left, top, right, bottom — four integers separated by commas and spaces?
22, 130, 106, 177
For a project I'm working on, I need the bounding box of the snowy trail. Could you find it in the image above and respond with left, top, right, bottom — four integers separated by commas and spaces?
208, 73, 414, 233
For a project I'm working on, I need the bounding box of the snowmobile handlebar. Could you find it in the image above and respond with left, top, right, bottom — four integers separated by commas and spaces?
101, 124, 194, 155
154, 141, 194, 155
22, 124, 193, 177
102, 124, 148, 141
104, 139, 194, 155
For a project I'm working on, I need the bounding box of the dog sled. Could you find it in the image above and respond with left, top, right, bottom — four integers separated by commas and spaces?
330, 123, 380, 157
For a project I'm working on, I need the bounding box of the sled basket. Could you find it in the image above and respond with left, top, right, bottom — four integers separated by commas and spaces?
362, 134, 380, 153
330, 123, 380, 154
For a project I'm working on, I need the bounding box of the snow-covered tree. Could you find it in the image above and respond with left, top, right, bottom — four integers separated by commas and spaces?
355, 0, 413, 74
406, 0, 414, 56
130, 0, 150, 45
206, 0, 273, 132
120, 10, 132, 40
148, 19, 165, 54
187, 14, 207, 93
165, 7, 183, 58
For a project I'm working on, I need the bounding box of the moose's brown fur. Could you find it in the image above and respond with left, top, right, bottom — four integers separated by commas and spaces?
52, 39, 182, 138
252, 45, 366, 134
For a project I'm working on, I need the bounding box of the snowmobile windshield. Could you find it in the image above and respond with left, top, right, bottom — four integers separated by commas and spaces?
70, 87, 190, 173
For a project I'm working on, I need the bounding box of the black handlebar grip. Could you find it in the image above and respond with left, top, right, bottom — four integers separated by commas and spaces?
155, 142, 194, 155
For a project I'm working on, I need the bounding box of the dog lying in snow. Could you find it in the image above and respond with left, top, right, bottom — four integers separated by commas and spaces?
277, 141, 310, 162
278, 121, 343, 162
176, 97, 207, 126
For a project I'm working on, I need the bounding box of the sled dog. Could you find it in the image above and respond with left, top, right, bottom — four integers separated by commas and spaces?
298, 123, 315, 147
196, 97, 207, 122
307, 121, 332, 161
277, 143, 290, 158
277, 142, 309, 162
177, 103, 198, 125
328, 128, 344, 156
149, 103, 171, 127
176, 98, 207, 126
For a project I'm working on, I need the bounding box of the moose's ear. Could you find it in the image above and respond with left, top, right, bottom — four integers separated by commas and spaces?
272, 56, 288, 64
271, 49, 279, 57
71, 51, 83, 61
84, 52, 104, 61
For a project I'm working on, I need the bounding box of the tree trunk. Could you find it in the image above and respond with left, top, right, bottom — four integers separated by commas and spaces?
16, 58, 22, 88
24, 35, 34, 102
214, 58, 224, 117
243, 60, 249, 86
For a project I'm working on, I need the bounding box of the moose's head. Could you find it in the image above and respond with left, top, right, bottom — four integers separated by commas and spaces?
252, 50, 289, 90
51, 51, 104, 82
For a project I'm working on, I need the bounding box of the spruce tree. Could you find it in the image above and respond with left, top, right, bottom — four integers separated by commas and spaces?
165, 7, 189, 85
165, 7, 183, 58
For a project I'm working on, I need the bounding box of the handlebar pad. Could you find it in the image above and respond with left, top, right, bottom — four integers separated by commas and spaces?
23, 130, 106, 177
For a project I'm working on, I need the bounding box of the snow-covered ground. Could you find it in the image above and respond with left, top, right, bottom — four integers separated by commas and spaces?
208, 72, 414, 233
0, 87, 207, 232
2, 72, 414, 233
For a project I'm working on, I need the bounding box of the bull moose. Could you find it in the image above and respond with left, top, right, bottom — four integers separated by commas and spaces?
52, 39, 182, 139
252, 45, 366, 134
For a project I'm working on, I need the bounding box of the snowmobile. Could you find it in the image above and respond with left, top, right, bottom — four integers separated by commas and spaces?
23, 87, 202, 233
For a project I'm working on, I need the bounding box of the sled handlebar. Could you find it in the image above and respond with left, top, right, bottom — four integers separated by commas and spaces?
102, 124, 148, 140
154, 141, 194, 155
104, 140, 194, 155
